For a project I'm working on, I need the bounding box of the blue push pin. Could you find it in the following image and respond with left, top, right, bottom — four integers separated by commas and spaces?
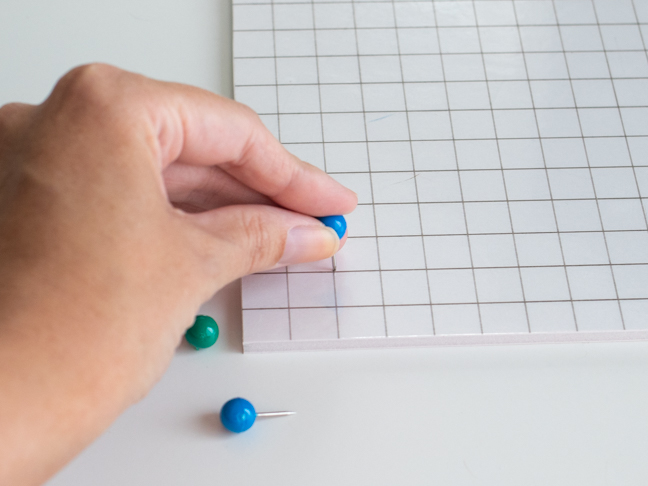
220, 398, 295, 433
317, 215, 346, 272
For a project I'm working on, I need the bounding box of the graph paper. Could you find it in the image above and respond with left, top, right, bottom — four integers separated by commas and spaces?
234, 0, 648, 352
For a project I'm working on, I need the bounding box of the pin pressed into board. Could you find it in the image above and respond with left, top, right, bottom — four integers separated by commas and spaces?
316, 215, 346, 273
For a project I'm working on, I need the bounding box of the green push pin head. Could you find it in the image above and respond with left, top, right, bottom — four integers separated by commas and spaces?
185, 315, 219, 349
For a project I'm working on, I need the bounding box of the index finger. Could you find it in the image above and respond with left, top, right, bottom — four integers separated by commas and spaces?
149, 80, 358, 217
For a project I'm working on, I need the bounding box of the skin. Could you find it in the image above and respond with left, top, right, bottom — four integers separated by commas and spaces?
0, 64, 357, 486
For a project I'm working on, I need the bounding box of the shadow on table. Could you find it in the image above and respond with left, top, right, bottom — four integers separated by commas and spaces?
196, 412, 233, 438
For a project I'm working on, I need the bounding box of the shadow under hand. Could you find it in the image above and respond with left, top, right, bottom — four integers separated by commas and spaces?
176, 338, 197, 354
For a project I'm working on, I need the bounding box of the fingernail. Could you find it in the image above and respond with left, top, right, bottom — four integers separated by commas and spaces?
278, 225, 340, 266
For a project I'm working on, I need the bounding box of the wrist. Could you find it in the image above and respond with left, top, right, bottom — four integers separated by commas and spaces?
0, 278, 145, 485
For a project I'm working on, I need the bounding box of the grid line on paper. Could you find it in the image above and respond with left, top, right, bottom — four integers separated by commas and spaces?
511, 0, 577, 331
391, 0, 435, 334
431, 1, 485, 333
234, 25, 648, 30
234, 50, 648, 59
350, 0, 389, 337
551, 0, 621, 329
275, 135, 647, 142
237, 79, 648, 87
234, 24, 648, 31
596, 0, 648, 325
594, 1, 648, 230
593, 0, 648, 327
257, 263, 648, 275
320, 168, 647, 174
329, 230, 648, 236
351, 198, 648, 206
310, 0, 342, 338
268, 0, 294, 340
634, 0, 648, 55
473, 0, 531, 333
247, 297, 648, 309
237, 0, 648, 352
232, 106, 648, 114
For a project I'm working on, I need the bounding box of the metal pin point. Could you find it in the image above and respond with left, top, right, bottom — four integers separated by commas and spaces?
332, 254, 337, 272
256, 411, 297, 418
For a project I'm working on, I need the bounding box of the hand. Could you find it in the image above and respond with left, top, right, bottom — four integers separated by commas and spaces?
0, 64, 357, 485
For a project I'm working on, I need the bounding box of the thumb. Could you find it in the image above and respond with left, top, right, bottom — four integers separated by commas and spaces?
188, 204, 341, 286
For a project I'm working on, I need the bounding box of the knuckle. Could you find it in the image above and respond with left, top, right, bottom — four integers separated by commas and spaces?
55, 63, 119, 105
0, 103, 32, 149
0, 102, 30, 128
0, 102, 25, 122
45, 64, 149, 143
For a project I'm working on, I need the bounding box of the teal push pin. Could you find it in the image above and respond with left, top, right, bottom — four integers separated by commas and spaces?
317, 215, 346, 272
220, 398, 295, 433
185, 315, 219, 349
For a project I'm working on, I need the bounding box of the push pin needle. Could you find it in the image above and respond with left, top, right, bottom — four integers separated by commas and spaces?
316, 215, 346, 273
220, 398, 295, 433
256, 411, 297, 418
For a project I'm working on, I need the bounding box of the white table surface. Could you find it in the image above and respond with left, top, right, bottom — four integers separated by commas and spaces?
3, 1, 648, 484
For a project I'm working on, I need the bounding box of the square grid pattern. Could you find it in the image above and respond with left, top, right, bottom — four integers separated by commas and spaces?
235, 0, 648, 352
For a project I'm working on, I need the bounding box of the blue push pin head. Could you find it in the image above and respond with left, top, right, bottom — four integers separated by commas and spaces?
316, 215, 347, 239
220, 398, 256, 433
220, 398, 295, 433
